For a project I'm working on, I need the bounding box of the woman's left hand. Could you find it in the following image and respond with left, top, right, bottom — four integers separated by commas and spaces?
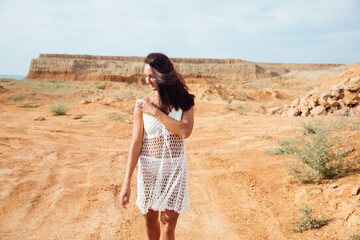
135, 99, 158, 116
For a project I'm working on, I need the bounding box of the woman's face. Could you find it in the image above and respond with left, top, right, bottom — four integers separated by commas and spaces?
144, 64, 157, 92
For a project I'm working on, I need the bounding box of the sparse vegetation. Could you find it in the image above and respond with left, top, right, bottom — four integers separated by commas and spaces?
292, 204, 327, 232
265, 139, 295, 155
234, 91, 246, 101
236, 104, 246, 115
96, 84, 105, 89
109, 112, 125, 122
18, 104, 40, 108
9, 94, 27, 101
49, 101, 68, 116
226, 99, 233, 110
286, 119, 359, 183
261, 132, 272, 139
5, 79, 89, 94
80, 119, 92, 123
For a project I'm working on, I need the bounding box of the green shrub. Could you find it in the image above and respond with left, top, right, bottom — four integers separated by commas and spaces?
286, 119, 358, 183
49, 101, 68, 116
292, 204, 327, 232
265, 140, 295, 155
96, 85, 105, 90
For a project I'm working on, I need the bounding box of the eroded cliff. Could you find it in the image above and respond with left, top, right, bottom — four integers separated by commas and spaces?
25, 54, 343, 83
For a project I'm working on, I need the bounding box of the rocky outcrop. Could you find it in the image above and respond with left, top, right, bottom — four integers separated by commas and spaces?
269, 64, 360, 117
25, 54, 284, 83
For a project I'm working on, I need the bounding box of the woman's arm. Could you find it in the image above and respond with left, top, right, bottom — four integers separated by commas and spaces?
119, 106, 144, 209
136, 100, 194, 139
122, 107, 144, 185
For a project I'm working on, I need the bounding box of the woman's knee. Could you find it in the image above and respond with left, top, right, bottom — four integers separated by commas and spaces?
160, 221, 177, 234
159, 210, 179, 233
144, 209, 159, 227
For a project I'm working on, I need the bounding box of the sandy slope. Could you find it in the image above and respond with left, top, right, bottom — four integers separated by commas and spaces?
0, 74, 359, 239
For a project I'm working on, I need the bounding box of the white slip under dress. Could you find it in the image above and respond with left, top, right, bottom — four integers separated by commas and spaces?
136, 102, 190, 215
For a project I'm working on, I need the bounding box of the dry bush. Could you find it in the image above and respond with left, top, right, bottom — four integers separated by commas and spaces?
49, 101, 68, 116
286, 118, 360, 183
292, 204, 327, 232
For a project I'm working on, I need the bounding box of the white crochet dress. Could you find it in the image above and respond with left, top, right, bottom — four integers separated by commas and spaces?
136, 103, 190, 215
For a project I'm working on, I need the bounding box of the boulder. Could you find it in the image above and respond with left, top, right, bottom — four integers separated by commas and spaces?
330, 85, 342, 98
330, 84, 341, 91
343, 91, 358, 105
288, 108, 300, 117
308, 99, 317, 109
291, 98, 300, 108
71, 114, 82, 119
305, 89, 317, 98
344, 83, 359, 91
338, 99, 346, 108
33, 116, 45, 121
318, 92, 331, 107
301, 108, 310, 117
267, 107, 281, 115
310, 106, 326, 116
327, 98, 339, 107
300, 103, 309, 113
333, 109, 349, 116
79, 99, 90, 105
300, 97, 307, 104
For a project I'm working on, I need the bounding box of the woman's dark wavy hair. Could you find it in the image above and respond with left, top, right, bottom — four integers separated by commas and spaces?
144, 53, 195, 114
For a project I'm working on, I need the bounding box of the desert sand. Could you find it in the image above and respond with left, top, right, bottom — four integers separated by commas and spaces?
1, 59, 360, 240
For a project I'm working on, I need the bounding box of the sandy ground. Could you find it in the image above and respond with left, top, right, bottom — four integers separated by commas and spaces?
0, 71, 360, 240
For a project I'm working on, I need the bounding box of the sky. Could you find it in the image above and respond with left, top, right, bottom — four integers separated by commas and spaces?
0, 0, 359, 75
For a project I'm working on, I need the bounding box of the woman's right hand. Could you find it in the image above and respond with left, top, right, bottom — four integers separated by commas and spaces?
119, 184, 131, 209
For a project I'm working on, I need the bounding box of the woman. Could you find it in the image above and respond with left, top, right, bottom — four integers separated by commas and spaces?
119, 53, 195, 240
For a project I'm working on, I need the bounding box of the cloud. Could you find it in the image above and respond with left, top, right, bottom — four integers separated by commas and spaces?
0, 0, 359, 74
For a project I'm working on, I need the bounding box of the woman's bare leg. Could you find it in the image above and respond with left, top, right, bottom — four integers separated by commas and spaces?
159, 209, 179, 240
143, 209, 160, 240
